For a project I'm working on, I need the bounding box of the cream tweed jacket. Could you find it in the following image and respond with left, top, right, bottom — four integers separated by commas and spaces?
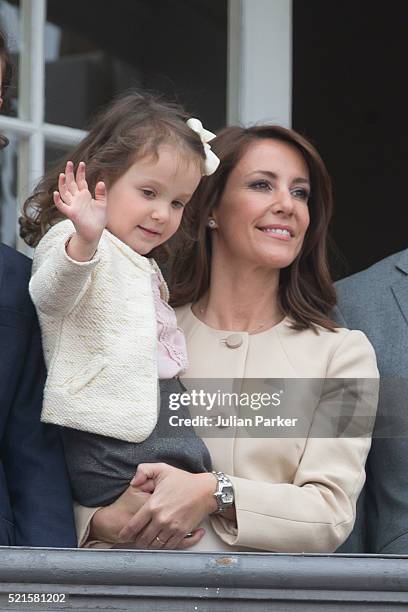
29, 219, 168, 443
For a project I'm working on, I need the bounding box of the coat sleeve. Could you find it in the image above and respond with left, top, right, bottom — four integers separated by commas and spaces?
29, 220, 100, 317
2, 292, 77, 547
210, 330, 379, 552
73, 503, 115, 549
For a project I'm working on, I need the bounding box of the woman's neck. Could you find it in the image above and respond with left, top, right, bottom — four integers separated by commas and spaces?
193, 255, 283, 333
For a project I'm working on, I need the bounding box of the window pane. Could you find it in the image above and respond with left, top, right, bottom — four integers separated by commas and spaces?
0, 0, 20, 119
0, 132, 18, 247
45, 0, 227, 130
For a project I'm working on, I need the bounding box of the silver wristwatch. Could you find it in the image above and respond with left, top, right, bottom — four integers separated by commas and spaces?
212, 471, 234, 514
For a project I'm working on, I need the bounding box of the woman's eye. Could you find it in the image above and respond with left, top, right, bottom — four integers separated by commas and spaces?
171, 201, 185, 210
141, 189, 155, 198
249, 180, 271, 190
292, 188, 310, 201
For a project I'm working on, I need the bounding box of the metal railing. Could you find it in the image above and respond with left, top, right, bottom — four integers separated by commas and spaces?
0, 548, 407, 610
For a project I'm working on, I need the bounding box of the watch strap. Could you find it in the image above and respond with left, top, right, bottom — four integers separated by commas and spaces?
211, 470, 234, 514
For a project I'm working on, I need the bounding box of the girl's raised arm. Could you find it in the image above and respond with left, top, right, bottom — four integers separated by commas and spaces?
29, 161, 108, 318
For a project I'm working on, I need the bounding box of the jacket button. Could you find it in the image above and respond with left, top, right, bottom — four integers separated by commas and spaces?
224, 333, 243, 349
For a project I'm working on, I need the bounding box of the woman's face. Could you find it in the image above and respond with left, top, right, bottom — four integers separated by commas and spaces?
212, 139, 311, 270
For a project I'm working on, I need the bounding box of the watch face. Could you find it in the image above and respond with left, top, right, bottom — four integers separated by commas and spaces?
222, 491, 234, 504
221, 486, 234, 504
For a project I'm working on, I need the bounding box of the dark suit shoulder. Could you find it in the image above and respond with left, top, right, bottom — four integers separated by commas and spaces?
0, 243, 34, 316
0, 243, 31, 276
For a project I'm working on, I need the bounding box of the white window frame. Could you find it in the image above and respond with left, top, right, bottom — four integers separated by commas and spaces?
0, 0, 86, 255
227, 0, 292, 127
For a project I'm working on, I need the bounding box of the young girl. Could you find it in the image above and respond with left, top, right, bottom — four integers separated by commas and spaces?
20, 92, 219, 512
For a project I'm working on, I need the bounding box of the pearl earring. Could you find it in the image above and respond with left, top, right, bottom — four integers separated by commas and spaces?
208, 218, 217, 229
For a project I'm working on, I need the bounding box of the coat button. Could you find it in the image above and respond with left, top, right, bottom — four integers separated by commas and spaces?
222, 334, 243, 348
224, 333, 243, 349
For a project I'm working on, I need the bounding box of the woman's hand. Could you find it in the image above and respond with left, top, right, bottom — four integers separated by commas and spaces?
88, 481, 207, 550
54, 160, 107, 261
117, 462, 218, 549
89, 485, 151, 544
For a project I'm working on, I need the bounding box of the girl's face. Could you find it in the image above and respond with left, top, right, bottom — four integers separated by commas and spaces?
106, 144, 202, 254
211, 139, 311, 271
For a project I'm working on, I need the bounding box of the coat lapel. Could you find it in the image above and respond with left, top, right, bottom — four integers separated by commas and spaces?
391, 250, 408, 326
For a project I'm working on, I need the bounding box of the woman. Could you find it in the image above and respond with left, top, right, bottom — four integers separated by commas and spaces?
75, 124, 378, 552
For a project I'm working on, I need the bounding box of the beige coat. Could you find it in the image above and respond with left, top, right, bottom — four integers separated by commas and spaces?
75, 304, 379, 553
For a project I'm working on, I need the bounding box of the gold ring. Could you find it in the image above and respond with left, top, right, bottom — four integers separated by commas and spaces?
155, 536, 165, 545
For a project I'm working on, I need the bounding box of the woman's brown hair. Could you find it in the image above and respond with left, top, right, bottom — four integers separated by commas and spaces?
170, 125, 338, 331
19, 91, 206, 253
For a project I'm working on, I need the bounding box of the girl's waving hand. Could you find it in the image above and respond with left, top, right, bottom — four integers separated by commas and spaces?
54, 161, 107, 260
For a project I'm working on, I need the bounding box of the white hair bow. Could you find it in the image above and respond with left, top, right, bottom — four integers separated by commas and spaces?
187, 118, 220, 176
